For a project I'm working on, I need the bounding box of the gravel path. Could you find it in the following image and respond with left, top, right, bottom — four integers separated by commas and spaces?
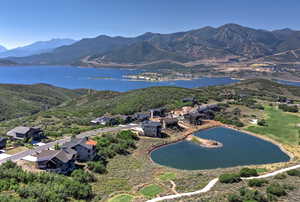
148, 164, 300, 202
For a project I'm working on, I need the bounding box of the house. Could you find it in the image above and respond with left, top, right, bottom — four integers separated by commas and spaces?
132, 113, 150, 122
91, 116, 117, 126
196, 104, 220, 120
114, 115, 132, 124
150, 107, 166, 118
184, 112, 203, 125
142, 121, 162, 138
36, 149, 77, 174
0, 137, 7, 149
182, 97, 197, 105
197, 104, 220, 113
160, 118, 179, 129
278, 97, 294, 104
62, 137, 96, 162
7, 126, 44, 141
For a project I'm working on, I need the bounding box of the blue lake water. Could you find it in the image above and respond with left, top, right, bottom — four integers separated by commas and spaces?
277, 79, 300, 87
0, 66, 239, 92
150, 127, 290, 170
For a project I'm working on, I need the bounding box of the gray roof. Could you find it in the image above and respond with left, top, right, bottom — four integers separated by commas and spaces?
161, 118, 178, 124
62, 138, 93, 150
142, 121, 162, 127
188, 112, 202, 118
182, 97, 195, 102
150, 107, 166, 113
36, 149, 76, 163
0, 137, 6, 142
7, 126, 31, 136
133, 113, 150, 120
91, 116, 115, 123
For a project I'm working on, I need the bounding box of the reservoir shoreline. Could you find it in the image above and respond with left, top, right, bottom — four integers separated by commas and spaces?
148, 123, 293, 170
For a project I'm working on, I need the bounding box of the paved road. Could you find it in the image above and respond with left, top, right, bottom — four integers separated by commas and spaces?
0, 124, 140, 164
147, 164, 300, 202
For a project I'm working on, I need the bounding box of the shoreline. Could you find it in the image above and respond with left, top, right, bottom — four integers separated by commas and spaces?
1, 64, 300, 83
147, 121, 294, 170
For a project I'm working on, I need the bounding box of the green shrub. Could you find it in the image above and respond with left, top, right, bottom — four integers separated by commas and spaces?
219, 173, 241, 183
87, 161, 106, 174
266, 183, 287, 197
258, 119, 267, 126
247, 179, 268, 187
287, 169, 300, 176
282, 184, 295, 191
71, 169, 95, 183
240, 168, 258, 177
279, 104, 298, 113
228, 187, 268, 202
227, 193, 242, 202
274, 173, 287, 180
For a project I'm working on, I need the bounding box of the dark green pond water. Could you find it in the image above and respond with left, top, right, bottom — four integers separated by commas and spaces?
150, 127, 290, 170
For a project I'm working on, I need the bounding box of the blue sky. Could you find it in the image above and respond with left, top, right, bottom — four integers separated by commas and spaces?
1, 0, 299, 49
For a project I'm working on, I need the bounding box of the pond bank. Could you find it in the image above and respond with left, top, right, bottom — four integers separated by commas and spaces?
149, 123, 291, 170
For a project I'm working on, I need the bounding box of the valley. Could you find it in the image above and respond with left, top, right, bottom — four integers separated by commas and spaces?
0, 79, 300, 201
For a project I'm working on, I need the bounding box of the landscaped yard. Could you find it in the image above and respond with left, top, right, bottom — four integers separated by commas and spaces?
108, 194, 134, 202
159, 172, 177, 181
247, 106, 300, 145
139, 184, 164, 199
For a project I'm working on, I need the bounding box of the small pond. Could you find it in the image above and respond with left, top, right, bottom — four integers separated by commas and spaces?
150, 127, 290, 170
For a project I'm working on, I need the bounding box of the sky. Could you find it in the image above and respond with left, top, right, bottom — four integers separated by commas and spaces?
0, 0, 299, 49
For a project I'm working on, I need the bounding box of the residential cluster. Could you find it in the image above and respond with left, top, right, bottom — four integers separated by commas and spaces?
91, 97, 220, 138
0, 97, 222, 174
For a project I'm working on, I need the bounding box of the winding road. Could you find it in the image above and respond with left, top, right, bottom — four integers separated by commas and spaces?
148, 164, 300, 202
0, 124, 140, 164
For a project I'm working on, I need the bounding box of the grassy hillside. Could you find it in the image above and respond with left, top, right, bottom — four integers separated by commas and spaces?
1, 79, 300, 137
0, 83, 86, 120
247, 106, 300, 145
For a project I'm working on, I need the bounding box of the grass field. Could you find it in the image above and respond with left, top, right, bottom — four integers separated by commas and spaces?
139, 184, 164, 199
108, 194, 134, 202
159, 172, 177, 181
247, 106, 300, 145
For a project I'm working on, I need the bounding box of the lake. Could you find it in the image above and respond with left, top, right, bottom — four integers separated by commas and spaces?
150, 127, 290, 170
277, 79, 300, 87
0, 66, 239, 92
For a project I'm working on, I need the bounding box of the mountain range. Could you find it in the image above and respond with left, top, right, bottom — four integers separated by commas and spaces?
0, 38, 76, 58
0, 45, 7, 53
6, 24, 300, 66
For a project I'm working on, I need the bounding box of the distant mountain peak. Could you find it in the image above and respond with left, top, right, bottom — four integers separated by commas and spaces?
0, 45, 7, 53
7, 23, 300, 65
0, 38, 76, 58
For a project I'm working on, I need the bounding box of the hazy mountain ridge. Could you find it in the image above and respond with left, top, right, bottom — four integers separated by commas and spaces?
0, 45, 7, 53
0, 38, 76, 58
8, 24, 300, 66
